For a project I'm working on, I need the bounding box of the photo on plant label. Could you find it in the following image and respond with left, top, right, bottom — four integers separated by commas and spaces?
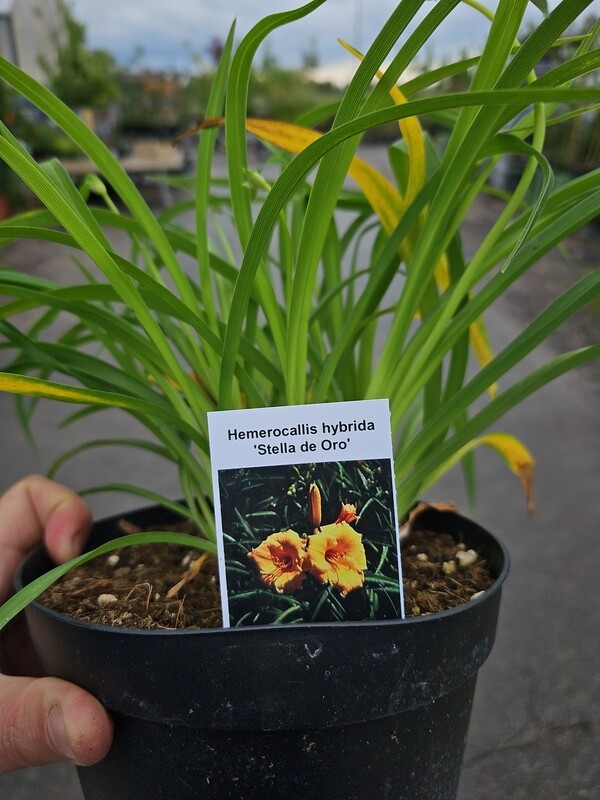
217, 460, 402, 626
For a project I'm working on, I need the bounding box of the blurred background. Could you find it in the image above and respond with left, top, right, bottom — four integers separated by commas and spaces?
1, 0, 599, 218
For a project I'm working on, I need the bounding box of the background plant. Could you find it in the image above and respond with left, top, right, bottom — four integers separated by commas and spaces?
0, 0, 599, 622
40, 0, 120, 111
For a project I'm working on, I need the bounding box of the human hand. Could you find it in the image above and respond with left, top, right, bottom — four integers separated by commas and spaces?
0, 475, 113, 772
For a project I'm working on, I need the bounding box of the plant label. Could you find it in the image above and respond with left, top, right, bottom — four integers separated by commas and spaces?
208, 399, 404, 626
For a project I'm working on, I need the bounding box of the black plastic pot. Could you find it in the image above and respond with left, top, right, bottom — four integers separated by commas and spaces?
18, 504, 509, 800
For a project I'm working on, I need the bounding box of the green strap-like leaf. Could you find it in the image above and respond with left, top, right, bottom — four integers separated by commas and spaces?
0, 532, 215, 631
0, 372, 208, 451
396, 268, 600, 474
48, 439, 173, 479
220, 86, 598, 408
395, 344, 600, 513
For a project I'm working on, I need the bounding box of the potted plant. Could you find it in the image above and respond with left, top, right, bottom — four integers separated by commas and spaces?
1, 0, 599, 798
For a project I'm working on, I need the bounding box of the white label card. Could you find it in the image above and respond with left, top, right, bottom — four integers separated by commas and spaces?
208, 399, 404, 626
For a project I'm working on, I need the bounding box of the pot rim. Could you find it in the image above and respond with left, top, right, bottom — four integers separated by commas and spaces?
18, 505, 510, 637
19, 505, 510, 728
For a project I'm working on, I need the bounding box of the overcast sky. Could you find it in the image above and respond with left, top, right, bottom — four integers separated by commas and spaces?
70, 0, 600, 83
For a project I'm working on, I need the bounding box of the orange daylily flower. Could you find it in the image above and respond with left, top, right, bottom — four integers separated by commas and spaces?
247, 530, 307, 594
306, 522, 367, 597
334, 502, 360, 525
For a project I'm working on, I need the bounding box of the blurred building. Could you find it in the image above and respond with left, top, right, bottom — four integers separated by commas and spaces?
0, 0, 63, 84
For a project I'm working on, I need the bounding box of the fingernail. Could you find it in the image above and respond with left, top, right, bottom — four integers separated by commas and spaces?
46, 705, 77, 761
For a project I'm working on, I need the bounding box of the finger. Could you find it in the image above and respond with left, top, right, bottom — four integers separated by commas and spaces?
0, 674, 113, 773
0, 476, 91, 603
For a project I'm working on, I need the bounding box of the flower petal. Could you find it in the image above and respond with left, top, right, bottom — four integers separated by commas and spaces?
247, 530, 307, 593
334, 502, 360, 525
307, 522, 367, 596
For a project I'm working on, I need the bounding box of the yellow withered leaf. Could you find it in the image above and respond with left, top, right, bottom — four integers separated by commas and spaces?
338, 38, 426, 205
427, 433, 535, 515
469, 318, 497, 396
243, 118, 407, 236
444, 433, 535, 515
0, 372, 172, 420
476, 433, 535, 514
337, 40, 495, 383
175, 115, 407, 242
0, 372, 113, 406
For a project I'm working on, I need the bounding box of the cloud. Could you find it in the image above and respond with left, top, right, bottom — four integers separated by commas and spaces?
70, 0, 600, 74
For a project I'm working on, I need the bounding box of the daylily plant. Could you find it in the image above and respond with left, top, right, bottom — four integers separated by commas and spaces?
1, 0, 600, 626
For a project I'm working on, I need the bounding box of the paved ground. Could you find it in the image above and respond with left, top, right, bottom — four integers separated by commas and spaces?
0, 178, 598, 798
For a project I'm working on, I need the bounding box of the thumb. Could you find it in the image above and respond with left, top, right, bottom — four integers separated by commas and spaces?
0, 674, 113, 773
